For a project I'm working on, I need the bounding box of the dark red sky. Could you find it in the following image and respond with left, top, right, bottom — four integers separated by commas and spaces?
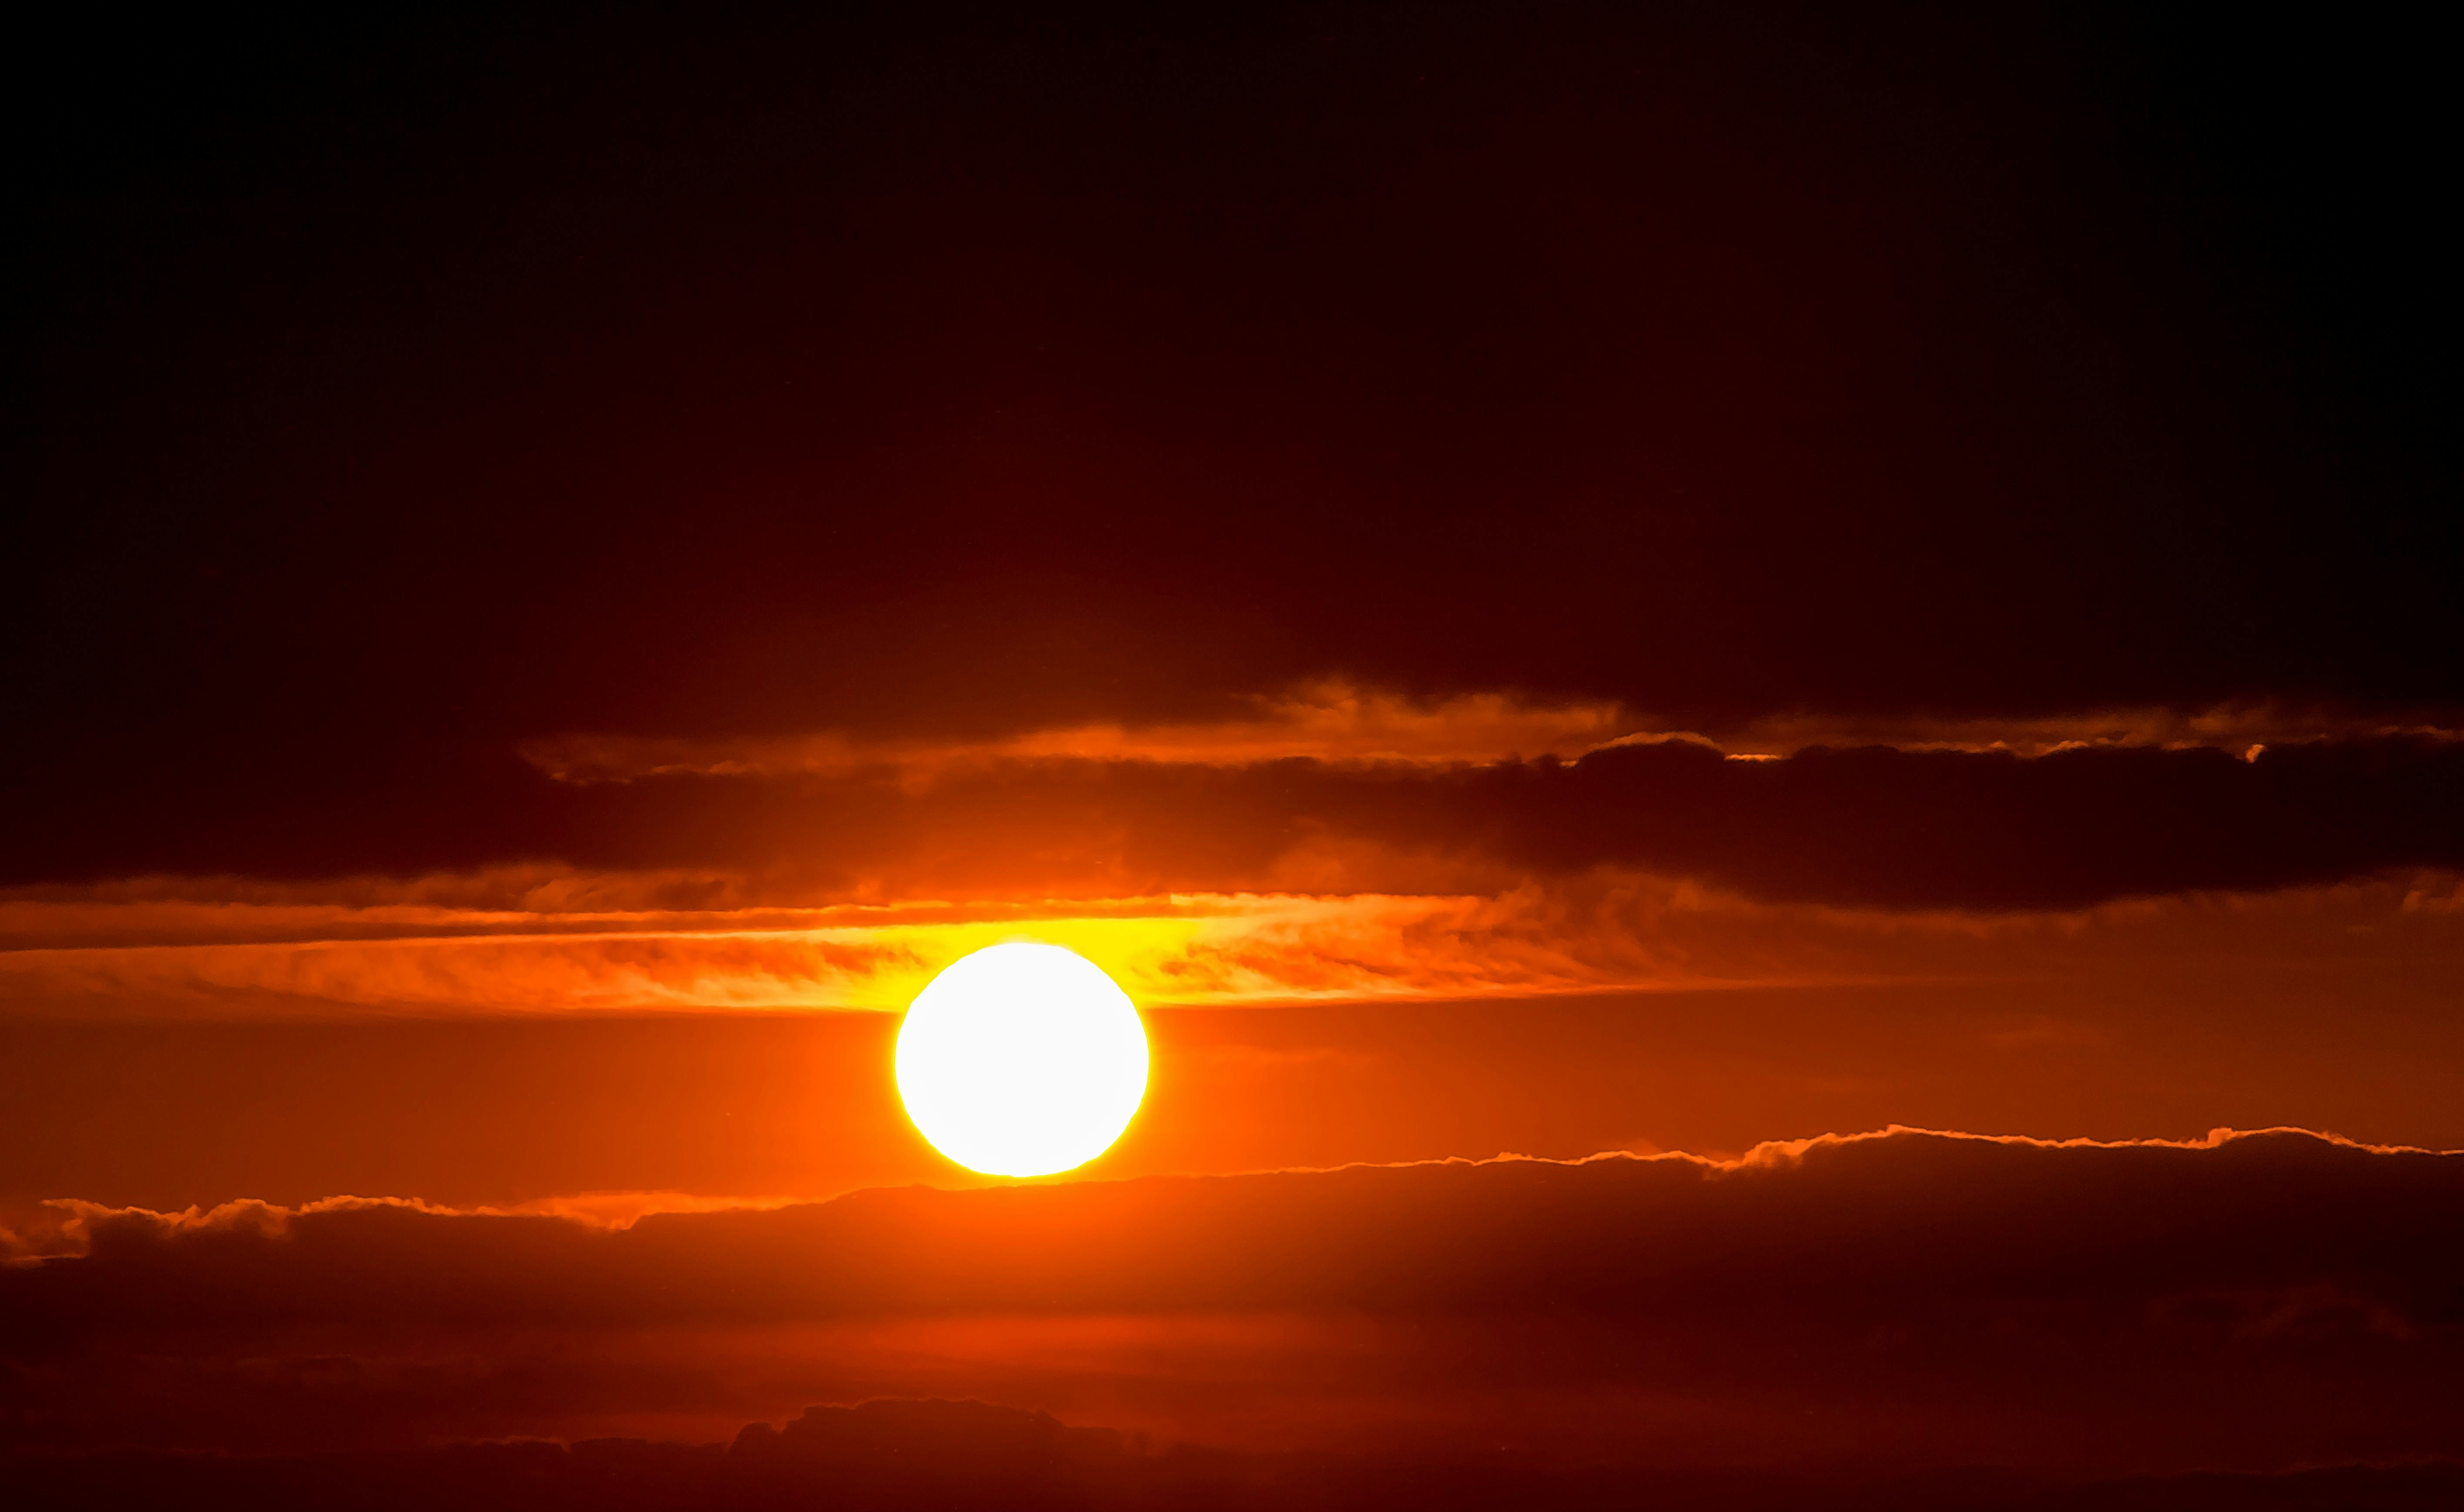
2, 3, 2457, 1499
7, 3, 2452, 820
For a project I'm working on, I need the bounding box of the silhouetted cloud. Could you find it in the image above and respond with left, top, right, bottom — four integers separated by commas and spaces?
1333, 735, 2464, 908
11, 735, 2461, 911
6, 1129, 2458, 1471
516, 692, 2464, 784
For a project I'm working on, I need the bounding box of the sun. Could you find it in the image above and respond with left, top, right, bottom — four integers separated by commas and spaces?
895, 942, 1150, 1177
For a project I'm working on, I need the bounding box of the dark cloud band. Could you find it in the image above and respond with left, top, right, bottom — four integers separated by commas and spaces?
5, 1129, 2458, 1469
17, 735, 2457, 911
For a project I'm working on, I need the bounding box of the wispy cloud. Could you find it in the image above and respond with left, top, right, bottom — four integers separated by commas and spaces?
5, 870, 2457, 1020
518, 682, 1641, 785
520, 683, 2462, 785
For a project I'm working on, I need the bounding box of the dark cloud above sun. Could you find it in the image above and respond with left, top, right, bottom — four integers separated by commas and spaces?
13, 728, 2459, 912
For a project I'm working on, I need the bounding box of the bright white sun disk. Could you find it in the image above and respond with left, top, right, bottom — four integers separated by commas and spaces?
895, 943, 1149, 1177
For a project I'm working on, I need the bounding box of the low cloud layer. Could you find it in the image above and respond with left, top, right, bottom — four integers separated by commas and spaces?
7, 1129, 2458, 1473
8, 1406, 2459, 1512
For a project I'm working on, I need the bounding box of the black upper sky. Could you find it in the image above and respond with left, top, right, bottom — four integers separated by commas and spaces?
4, 3, 2452, 884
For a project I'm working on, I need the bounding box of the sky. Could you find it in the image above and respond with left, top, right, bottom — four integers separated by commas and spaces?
2, 4, 2458, 1504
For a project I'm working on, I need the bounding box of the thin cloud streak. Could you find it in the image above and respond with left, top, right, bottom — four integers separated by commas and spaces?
3, 1190, 815, 1265
519, 682, 1640, 785
4, 871, 2458, 1019
522, 685, 2464, 784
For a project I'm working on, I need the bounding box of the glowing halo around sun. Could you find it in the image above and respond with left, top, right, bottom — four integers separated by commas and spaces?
894, 942, 1150, 1177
